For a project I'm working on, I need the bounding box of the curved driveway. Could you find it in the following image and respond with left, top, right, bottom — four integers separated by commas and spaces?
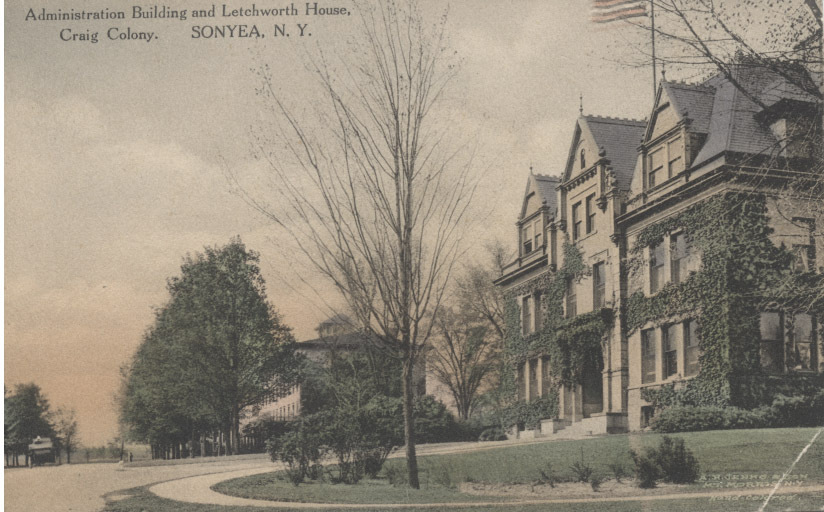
150, 467, 824, 510
4, 456, 271, 512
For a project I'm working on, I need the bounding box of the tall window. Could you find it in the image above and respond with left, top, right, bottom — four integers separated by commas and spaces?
684, 319, 700, 377
650, 243, 666, 293
667, 137, 684, 177
641, 328, 657, 384
566, 278, 577, 318
523, 224, 533, 254
760, 312, 784, 373
649, 148, 665, 187
534, 292, 543, 332
572, 202, 582, 241
663, 324, 679, 379
593, 262, 606, 309
585, 194, 596, 234
580, 148, 586, 169
522, 296, 533, 335
670, 232, 692, 284
790, 313, 815, 371
533, 218, 542, 250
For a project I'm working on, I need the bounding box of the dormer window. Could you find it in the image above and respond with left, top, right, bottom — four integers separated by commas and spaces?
533, 218, 542, 250
647, 135, 684, 189
648, 148, 664, 187
523, 223, 533, 254
668, 137, 684, 176
580, 148, 586, 169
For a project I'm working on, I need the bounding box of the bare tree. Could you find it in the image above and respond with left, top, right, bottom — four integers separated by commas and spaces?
54, 408, 79, 464
429, 307, 499, 420
454, 240, 511, 343
230, 0, 476, 488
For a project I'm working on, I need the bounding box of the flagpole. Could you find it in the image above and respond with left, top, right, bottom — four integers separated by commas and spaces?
650, 0, 657, 99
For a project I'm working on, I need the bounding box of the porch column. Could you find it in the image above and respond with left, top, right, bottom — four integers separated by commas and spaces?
537, 357, 544, 397
524, 360, 531, 401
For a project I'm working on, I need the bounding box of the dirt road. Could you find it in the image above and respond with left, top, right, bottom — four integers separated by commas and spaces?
4, 456, 271, 512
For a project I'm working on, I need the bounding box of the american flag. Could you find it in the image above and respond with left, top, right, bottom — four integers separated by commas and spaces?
591, 0, 648, 24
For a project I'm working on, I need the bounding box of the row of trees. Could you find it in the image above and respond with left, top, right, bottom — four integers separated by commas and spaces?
4, 383, 79, 466
118, 239, 300, 458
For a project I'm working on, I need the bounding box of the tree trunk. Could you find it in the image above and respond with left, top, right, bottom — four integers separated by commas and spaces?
231, 403, 240, 455
402, 356, 420, 489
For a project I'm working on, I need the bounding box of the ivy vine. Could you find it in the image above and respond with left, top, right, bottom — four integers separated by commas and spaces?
631, 192, 824, 409
502, 242, 611, 405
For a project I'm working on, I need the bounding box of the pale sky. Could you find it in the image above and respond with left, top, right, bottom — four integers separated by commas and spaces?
5, 0, 668, 445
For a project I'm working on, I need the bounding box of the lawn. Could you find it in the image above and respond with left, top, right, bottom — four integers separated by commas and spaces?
103, 427, 824, 512
212, 472, 503, 504
382, 427, 824, 485
104, 486, 824, 512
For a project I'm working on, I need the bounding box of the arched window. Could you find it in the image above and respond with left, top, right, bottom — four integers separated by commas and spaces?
580, 148, 586, 169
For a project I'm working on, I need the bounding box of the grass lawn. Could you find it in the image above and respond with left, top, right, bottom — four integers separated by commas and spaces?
104, 486, 824, 512
212, 472, 504, 504
103, 427, 824, 511
382, 427, 824, 485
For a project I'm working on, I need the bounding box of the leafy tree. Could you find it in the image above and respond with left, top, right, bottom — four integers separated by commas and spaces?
120, 238, 299, 456
4, 383, 55, 466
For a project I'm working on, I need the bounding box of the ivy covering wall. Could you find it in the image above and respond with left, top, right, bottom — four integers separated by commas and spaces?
629, 192, 824, 409
501, 242, 612, 409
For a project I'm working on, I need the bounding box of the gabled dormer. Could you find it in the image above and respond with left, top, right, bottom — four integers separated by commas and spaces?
559, 116, 646, 240
638, 81, 715, 191
517, 172, 558, 257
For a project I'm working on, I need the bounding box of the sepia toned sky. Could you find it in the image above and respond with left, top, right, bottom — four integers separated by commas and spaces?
5, 0, 666, 445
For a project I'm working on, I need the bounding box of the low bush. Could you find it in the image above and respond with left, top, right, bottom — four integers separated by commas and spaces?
630, 436, 699, 488
502, 394, 559, 430
266, 419, 326, 486
538, 462, 559, 488
651, 392, 824, 433
478, 427, 507, 442
630, 450, 661, 488
569, 459, 593, 483
608, 459, 626, 482
384, 464, 407, 486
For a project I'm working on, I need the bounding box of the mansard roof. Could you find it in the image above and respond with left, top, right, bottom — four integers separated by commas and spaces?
567, 115, 646, 191
644, 64, 820, 169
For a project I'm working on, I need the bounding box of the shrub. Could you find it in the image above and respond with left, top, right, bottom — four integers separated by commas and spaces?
590, 475, 602, 492
650, 405, 767, 432
538, 462, 558, 488
478, 427, 507, 442
266, 420, 326, 486
502, 394, 559, 430
767, 391, 824, 427
384, 463, 407, 486
651, 391, 824, 433
608, 460, 626, 482
570, 459, 593, 483
630, 450, 661, 489
630, 436, 699, 488
320, 396, 404, 484
427, 460, 455, 488
414, 395, 459, 443
569, 448, 593, 483
655, 436, 700, 484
